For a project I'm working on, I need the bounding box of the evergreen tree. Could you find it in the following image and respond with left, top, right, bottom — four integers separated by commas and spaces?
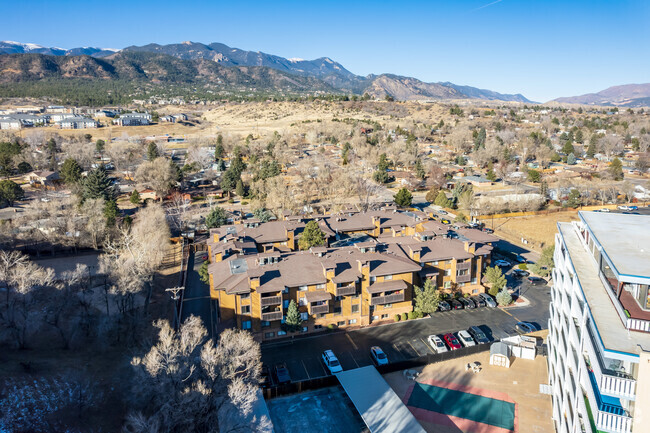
486, 162, 497, 181
146, 142, 159, 161
473, 127, 486, 151
221, 168, 240, 197
415, 159, 426, 180
46, 138, 58, 171
484, 266, 507, 296
393, 187, 413, 207
298, 220, 326, 250
434, 191, 451, 208
414, 279, 440, 314
17, 161, 32, 174
96, 139, 105, 156
103, 199, 119, 226
130, 189, 141, 205
425, 187, 440, 203
206, 207, 227, 229
199, 259, 210, 284
540, 180, 549, 198
562, 141, 575, 155
566, 153, 576, 165
60, 158, 83, 184
82, 166, 115, 202
0, 180, 24, 206
609, 157, 624, 180
496, 289, 513, 306
284, 300, 302, 332
586, 141, 597, 158
566, 189, 581, 208
170, 160, 183, 184
235, 179, 245, 197
253, 207, 273, 222
527, 169, 541, 183
214, 135, 224, 159
574, 129, 584, 143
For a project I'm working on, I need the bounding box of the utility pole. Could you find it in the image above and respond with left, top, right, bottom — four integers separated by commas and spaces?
166, 286, 184, 331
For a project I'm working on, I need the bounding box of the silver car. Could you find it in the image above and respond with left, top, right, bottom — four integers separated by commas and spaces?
479, 293, 497, 308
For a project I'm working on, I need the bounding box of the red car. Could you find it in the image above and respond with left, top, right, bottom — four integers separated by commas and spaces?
443, 333, 461, 350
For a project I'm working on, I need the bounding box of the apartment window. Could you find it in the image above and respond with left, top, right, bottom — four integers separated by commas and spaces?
337, 321, 346, 326
261, 321, 270, 328
277, 330, 287, 336
300, 312, 309, 321
314, 325, 323, 330
472, 289, 479, 294
351, 304, 360, 314
283, 300, 290, 309
282, 287, 289, 294
264, 332, 275, 339
430, 261, 439, 266
384, 275, 393, 280
301, 326, 308, 333
241, 320, 251, 330
318, 313, 326, 318
299, 285, 308, 291
240, 305, 251, 314
334, 307, 342, 316
240, 293, 250, 300
444, 281, 452, 289
384, 303, 392, 309
381, 314, 389, 319
348, 319, 357, 325
316, 283, 326, 289
372, 315, 379, 320
471, 278, 477, 284
351, 293, 360, 299
445, 269, 452, 276
299, 297, 307, 306
369, 276, 376, 283
459, 283, 465, 287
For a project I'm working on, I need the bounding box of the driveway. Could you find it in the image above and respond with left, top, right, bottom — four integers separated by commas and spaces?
181, 250, 216, 338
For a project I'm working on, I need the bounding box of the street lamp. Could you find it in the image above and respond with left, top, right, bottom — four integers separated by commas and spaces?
166, 286, 184, 330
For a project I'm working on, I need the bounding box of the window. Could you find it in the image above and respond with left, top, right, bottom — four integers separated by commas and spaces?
283, 300, 289, 308
384, 303, 392, 309
240, 293, 250, 300
301, 326, 308, 333
472, 289, 479, 294
459, 283, 465, 287
264, 332, 275, 339
261, 321, 270, 328
381, 314, 389, 319
316, 283, 326, 289
372, 315, 379, 320
318, 313, 326, 318
299, 285, 308, 291
282, 287, 289, 294
241, 320, 251, 330
314, 325, 323, 330
445, 269, 452, 276
471, 278, 477, 284
351, 304, 360, 314
240, 305, 251, 314
299, 297, 307, 306
370, 276, 376, 283
444, 281, 452, 289
337, 321, 345, 326
300, 312, 309, 321
384, 275, 393, 280
430, 261, 439, 266
334, 307, 342, 316
348, 319, 357, 325
335, 295, 343, 301
277, 330, 287, 336
351, 293, 360, 299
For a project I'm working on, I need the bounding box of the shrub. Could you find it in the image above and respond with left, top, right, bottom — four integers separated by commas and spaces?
394, 314, 401, 322
401, 313, 409, 321
518, 263, 528, 270
496, 289, 513, 306
488, 286, 500, 297
227, 198, 235, 204
409, 311, 423, 320
327, 323, 336, 330
241, 201, 249, 205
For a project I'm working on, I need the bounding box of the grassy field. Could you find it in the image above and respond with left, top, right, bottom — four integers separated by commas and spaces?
491, 211, 580, 251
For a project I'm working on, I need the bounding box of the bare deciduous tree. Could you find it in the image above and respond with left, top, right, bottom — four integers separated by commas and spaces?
135, 157, 176, 201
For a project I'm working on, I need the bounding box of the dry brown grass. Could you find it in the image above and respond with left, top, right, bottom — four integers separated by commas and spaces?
491, 211, 580, 250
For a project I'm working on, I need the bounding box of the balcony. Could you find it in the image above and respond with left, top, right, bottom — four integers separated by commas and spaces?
456, 273, 471, 283
370, 291, 405, 305
456, 261, 471, 271
335, 284, 357, 297
260, 295, 282, 307
309, 303, 329, 315
585, 326, 636, 399
261, 310, 283, 321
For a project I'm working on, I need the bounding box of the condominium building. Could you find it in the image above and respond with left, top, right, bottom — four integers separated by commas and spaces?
206, 209, 496, 341
548, 211, 650, 433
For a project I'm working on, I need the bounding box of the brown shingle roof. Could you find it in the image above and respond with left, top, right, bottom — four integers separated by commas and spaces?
367, 279, 407, 294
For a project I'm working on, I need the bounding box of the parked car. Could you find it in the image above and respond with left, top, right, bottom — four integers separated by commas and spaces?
273, 362, 291, 384
479, 293, 497, 308
370, 346, 389, 366
494, 259, 511, 267
515, 255, 528, 264
527, 276, 547, 285
482, 227, 494, 233
459, 297, 474, 309
468, 221, 482, 229
600, 208, 610, 212
437, 210, 448, 215
618, 205, 638, 211
427, 335, 448, 353
467, 326, 490, 344
260, 365, 272, 388
443, 333, 462, 350
449, 299, 463, 310
457, 330, 476, 347
513, 269, 530, 278
322, 350, 343, 374
438, 300, 451, 311
515, 322, 537, 334
441, 219, 451, 224
470, 295, 486, 307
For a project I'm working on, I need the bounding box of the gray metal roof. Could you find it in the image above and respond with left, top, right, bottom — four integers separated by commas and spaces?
490, 341, 510, 357
335, 366, 426, 433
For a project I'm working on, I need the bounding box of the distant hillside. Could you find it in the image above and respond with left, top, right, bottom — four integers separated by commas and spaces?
553, 83, 650, 107
1, 40, 535, 103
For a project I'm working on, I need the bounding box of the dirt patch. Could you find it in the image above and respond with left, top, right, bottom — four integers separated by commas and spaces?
490, 212, 580, 251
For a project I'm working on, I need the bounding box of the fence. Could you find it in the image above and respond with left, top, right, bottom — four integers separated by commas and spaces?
262, 342, 490, 400
474, 202, 640, 221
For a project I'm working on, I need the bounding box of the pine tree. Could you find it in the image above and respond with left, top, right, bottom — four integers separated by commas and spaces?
103, 199, 119, 226
206, 207, 227, 229
609, 157, 624, 181
298, 220, 326, 250
235, 179, 245, 197
82, 166, 115, 202
393, 187, 413, 207
567, 153, 576, 165
434, 191, 451, 208
146, 142, 159, 161
425, 187, 440, 203
130, 189, 141, 205
199, 259, 210, 284
414, 279, 440, 314
60, 158, 82, 184
496, 289, 513, 306
284, 300, 302, 332
486, 162, 497, 181
484, 266, 507, 296
586, 141, 596, 158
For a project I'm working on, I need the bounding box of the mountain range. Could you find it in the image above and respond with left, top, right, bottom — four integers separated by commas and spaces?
552, 83, 650, 108
0, 40, 536, 103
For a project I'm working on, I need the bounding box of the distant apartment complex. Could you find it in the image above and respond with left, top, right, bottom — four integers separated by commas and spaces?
206, 209, 496, 341
115, 112, 152, 126
548, 212, 650, 433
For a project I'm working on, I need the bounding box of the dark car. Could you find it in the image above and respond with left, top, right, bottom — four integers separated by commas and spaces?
471, 295, 486, 307
515, 322, 537, 334
468, 326, 490, 344
513, 269, 530, 278
459, 297, 475, 309
273, 362, 291, 384
527, 276, 547, 285
449, 299, 463, 310
482, 227, 494, 233
443, 333, 462, 350
261, 366, 272, 388
438, 300, 451, 311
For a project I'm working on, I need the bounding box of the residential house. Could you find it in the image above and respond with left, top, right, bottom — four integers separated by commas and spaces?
25, 171, 60, 187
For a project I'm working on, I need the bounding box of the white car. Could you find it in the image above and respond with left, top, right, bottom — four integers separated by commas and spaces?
322, 350, 343, 374
600, 208, 610, 212
370, 346, 389, 366
457, 330, 476, 347
427, 335, 448, 353
618, 205, 631, 211
494, 260, 511, 267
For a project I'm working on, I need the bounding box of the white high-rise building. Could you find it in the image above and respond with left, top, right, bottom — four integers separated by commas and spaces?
548, 211, 650, 433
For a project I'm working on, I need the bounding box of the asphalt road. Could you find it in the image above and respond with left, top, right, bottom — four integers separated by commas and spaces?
261, 271, 550, 382
181, 250, 216, 338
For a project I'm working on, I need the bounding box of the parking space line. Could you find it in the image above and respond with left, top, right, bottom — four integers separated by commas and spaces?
406, 340, 422, 356
300, 360, 311, 380
349, 351, 360, 368
420, 337, 433, 354
346, 333, 358, 350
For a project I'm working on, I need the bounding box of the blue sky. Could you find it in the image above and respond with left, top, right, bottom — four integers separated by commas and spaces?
3, 0, 649, 102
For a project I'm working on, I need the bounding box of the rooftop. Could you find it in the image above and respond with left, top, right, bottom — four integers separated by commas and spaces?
581, 211, 650, 280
